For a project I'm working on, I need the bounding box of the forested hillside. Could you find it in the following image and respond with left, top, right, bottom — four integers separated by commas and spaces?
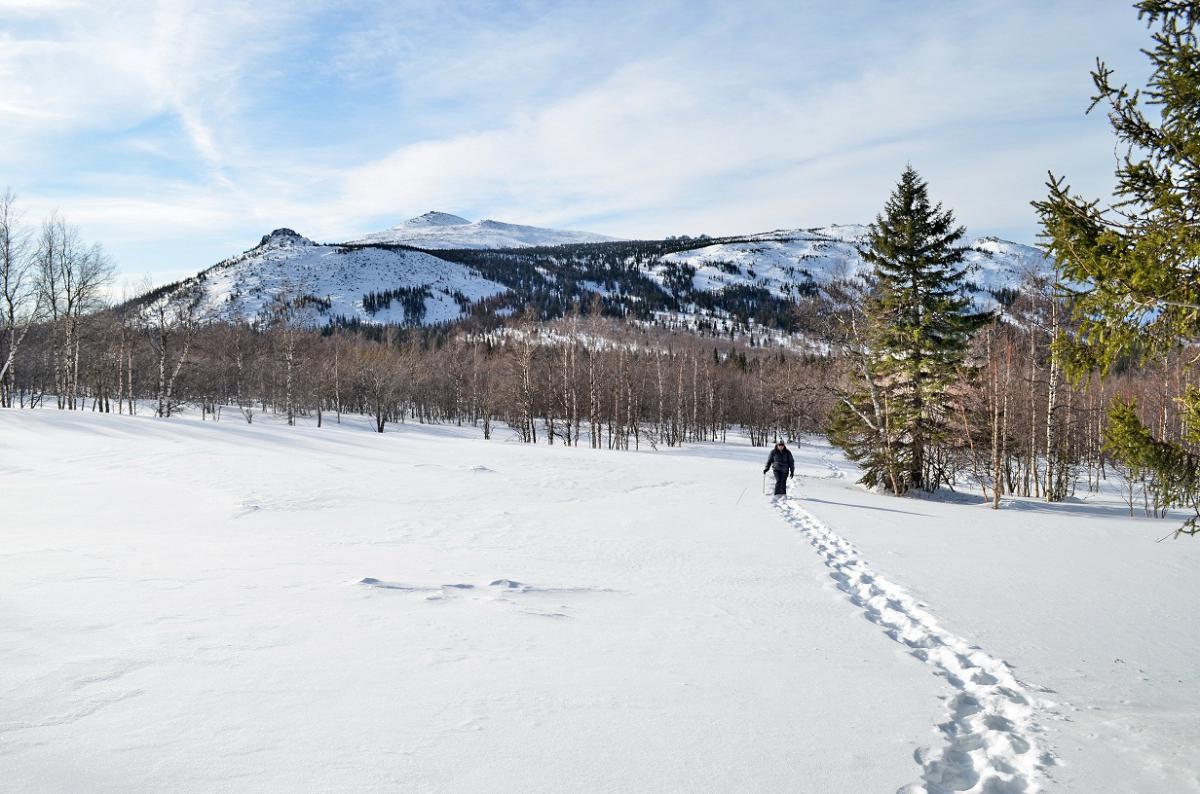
129, 220, 1052, 344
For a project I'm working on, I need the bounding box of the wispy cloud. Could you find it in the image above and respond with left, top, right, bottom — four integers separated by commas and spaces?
0, 0, 1149, 284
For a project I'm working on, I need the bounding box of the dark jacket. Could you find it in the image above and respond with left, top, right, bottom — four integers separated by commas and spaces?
765, 446, 795, 475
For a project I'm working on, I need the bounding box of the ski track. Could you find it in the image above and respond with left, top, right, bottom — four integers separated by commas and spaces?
776, 499, 1055, 794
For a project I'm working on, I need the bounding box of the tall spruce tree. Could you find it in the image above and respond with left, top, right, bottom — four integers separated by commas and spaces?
1034, 1, 1200, 535
830, 166, 989, 494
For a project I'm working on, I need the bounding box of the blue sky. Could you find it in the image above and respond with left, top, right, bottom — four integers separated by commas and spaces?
1, 0, 1148, 287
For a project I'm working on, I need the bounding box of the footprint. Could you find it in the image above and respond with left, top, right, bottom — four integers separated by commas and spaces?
972, 671, 1000, 686
775, 500, 1053, 794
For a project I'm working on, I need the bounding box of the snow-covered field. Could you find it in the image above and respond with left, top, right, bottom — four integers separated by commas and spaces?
3, 410, 1197, 793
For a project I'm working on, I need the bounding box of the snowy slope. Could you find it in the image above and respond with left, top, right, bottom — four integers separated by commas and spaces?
349, 211, 617, 249
652, 225, 1048, 310
3, 409, 1197, 793
172, 228, 508, 326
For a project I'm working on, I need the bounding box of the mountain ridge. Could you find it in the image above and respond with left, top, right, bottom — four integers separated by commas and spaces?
141, 214, 1050, 338
346, 212, 618, 249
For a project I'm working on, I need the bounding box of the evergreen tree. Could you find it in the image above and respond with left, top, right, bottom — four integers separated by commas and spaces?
1104, 395, 1200, 531
831, 166, 989, 493
1034, 1, 1200, 535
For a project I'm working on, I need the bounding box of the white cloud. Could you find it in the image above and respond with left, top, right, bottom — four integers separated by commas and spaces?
0, 0, 1151, 284
0, 0, 302, 166
324, 4, 1134, 242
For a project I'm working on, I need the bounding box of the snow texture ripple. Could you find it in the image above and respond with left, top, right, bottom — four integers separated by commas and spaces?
776, 498, 1055, 794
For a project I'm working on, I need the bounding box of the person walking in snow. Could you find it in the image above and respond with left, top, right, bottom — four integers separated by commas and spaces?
764, 441, 795, 496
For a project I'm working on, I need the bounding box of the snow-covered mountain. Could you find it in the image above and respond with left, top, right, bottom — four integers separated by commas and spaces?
170, 228, 508, 326
348, 211, 617, 249
145, 217, 1050, 332
648, 224, 1049, 310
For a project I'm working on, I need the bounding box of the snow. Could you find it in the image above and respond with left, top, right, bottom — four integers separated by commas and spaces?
148, 218, 1051, 331
794, 457, 1200, 794
781, 501, 1048, 791
400, 211, 472, 227
179, 239, 508, 326
803, 224, 871, 242
4, 409, 1197, 792
655, 229, 1049, 311
2, 410, 932, 792
348, 213, 618, 249
255, 228, 317, 249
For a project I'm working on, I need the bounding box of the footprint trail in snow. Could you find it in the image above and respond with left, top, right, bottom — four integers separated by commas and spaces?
776, 498, 1055, 794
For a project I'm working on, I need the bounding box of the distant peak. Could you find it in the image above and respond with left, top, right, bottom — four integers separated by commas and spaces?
257, 228, 315, 248
344, 214, 618, 248
807, 224, 870, 241
405, 211, 470, 227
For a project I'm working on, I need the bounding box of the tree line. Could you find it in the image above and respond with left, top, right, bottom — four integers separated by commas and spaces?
0, 242, 837, 448
0, 190, 114, 410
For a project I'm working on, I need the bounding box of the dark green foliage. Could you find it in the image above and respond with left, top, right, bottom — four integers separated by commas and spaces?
295, 294, 332, 312
830, 166, 990, 494
1105, 395, 1200, 535
1035, 1, 1200, 535
411, 238, 809, 330
988, 286, 1022, 308
828, 384, 896, 492
1035, 2, 1200, 372
362, 286, 431, 324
